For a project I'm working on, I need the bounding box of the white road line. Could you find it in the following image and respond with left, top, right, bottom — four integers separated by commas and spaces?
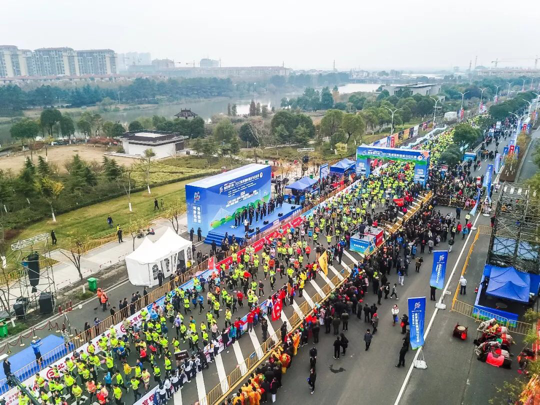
196, 370, 207, 405
343, 250, 359, 264
174, 384, 183, 405
233, 340, 248, 375
292, 300, 304, 318
215, 353, 229, 393
319, 272, 335, 289
280, 309, 291, 331
264, 315, 278, 343
393, 209, 483, 405
249, 328, 264, 359
310, 279, 324, 297
303, 291, 315, 308
329, 265, 345, 281
340, 260, 352, 275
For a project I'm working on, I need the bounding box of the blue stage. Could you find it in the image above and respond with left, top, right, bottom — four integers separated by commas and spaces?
205, 202, 301, 246
0, 335, 72, 394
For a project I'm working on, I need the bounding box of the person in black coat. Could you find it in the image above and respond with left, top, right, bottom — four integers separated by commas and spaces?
308, 368, 316, 394
340, 333, 349, 355
333, 336, 341, 359
363, 303, 371, 322
312, 320, 320, 344
396, 345, 408, 368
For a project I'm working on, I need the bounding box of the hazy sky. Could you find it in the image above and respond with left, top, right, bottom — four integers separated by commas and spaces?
3, 0, 539, 71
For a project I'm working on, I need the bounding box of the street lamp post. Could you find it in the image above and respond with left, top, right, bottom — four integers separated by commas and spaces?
430, 97, 442, 127
384, 107, 401, 136
507, 82, 512, 98
479, 88, 487, 112
459, 91, 468, 121
494, 85, 500, 103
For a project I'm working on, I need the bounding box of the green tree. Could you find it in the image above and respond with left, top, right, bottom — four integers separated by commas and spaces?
293, 125, 311, 146
249, 100, 257, 116
110, 123, 125, 137
40, 108, 62, 137
10, 119, 40, 147
213, 119, 237, 144
103, 156, 122, 182
280, 98, 289, 108
261, 105, 269, 118
231, 104, 237, 117
67, 154, 97, 192
128, 120, 144, 132
320, 87, 334, 110
239, 123, 260, 146
256, 102, 261, 116
320, 110, 344, 139
439, 145, 463, 166
59, 115, 75, 142
37, 156, 51, 176
341, 113, 365, 144
77, 118, 92, 138
453, 123, 481, 147
102, 121, 114, 138
34, 176, 64, 222
142, 149, 156, 194
190, 117, 205, 138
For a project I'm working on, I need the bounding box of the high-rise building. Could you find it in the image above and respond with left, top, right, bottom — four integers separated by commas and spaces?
117, 52, 151, 71
77, 49, 117, 75
33, 47, 79, 76
0, 45, 24, 77
200, 58, 220, 68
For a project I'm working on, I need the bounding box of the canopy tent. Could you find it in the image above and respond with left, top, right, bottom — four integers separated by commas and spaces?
285, 176, 318, 192
485, 265, 531, 303
125, 228, 192, 287
330, 158, 356, 175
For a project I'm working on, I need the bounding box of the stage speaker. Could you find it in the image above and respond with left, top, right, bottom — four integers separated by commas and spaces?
249, 228, 254, 233
13, 297, 29, 320
25, 253, 41, 290
39, 292, 54, 315
291, 206, 296, 210
278, 213, 283, 217
263, 220, 269, 225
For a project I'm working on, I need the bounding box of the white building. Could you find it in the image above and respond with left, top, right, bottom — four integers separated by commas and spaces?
383, 83, 441, 96
121, 131, 186, 159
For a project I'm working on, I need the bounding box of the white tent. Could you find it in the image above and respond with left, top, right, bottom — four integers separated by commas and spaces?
125, 228, 192, 287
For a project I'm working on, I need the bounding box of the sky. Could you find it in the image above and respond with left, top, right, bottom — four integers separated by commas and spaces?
2, 0, 540, 71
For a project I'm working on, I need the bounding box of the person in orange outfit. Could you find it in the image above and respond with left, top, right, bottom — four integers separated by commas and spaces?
292, 330, 301, 355
280, 351, 291, 374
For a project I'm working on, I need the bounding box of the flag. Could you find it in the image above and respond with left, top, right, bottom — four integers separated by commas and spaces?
318, 251, 328, 276
393, 198, 405, 207
272, 299, 283, 321
470, 189, 481, 216
408, 297, 426, 350
460, 108, 465, 120
429, 251, 448, 290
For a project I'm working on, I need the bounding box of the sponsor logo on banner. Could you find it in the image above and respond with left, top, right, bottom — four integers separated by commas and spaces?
408, 297, 426, 350
430, 250, 448, 290
503, 146, 509, 156
509, 145, 515, 154
494, 153, 501, 173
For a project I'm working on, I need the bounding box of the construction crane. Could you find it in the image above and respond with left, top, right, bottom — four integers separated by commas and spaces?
491, 57, 539, 69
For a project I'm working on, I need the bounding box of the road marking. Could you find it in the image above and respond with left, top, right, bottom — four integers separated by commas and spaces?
340, 260, 352, 275
310, 279, 324, 297
264, 315, 278, 343
233, 341, 248, 375
303, 291, 315, 308
280, 309, 291, 331
249, 328, 264, 359
394, 208, 483, 405
174, 384, 183, 405
215, 353, 229, 393
292, 300, 304, 318
319, 272, 335, 289
196, 370, 207, 405
329, 265, 344, 281
343, 250, 358, 265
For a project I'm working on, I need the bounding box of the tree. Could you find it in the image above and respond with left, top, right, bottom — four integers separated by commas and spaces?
320, 110, 344, 139
231, 104, 237, 117
59, 232, 89, 280
249, 100, 257, 116
293, 125, 311, 146
142, 149, 156, 194
439, 145, 463, 166
166, 199, 184, 234
10, 119, 40, 148
128, 217, 147, 251
280, 98, 289, 108
37, 155, 51, 176
453, 123, 481, 147
34, 176, 64, 222
261, 105, 269, 118
239, 123, 260, 147
213, 119, 236, 144
110, 123, 125, 137
320, 87, 334, 110
190, 117, 205, 138
40, 109, 62, 137
77, 118, 92, 138
67, 154, 97, 192
103, 156, 122, 182
118, 168, 134, 211
59, 115, 75, 143
256, 102, 261, 116
227, 103, 231, 116
341, 113, 365, 145
128, 120, 144, 132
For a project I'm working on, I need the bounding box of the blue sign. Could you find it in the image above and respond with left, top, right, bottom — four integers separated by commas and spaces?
408, 297, 426, 350
515, 145, 520, 156
503, 146, 509, 156
186, 164, 272, 236
356, 146, 430, 186
469, 189, 481, 216
494, 153, 501, 173
484, 164, 494, 202
430, 250, 448, 290
463, 152, 476, 162
320, 163, 330, 180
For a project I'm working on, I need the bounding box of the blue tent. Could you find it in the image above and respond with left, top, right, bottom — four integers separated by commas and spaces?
330, 158, 356, 174
485, 265, 531, 303
286, 177, 318, 192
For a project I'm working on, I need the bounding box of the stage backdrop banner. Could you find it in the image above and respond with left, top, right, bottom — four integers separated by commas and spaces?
430, 250, 448, 290
356, 146, 430, 185
408, 297, 426, 350
320, 163, 330, 180
186, 164, 272, 236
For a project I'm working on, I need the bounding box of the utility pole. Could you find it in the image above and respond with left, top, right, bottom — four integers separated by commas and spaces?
479, 88, 487, 112
431, 97, 442, 127
459, 91, 469, 121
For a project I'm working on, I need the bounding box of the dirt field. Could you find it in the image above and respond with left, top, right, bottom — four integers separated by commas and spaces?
0, 144, 139, 173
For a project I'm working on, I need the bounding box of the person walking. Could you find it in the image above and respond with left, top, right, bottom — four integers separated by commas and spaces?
391, 305, 399, 326
396, 345, 408, 368
308, 368, 316, 394
341, 311, 349, 331
459, 276, 467, 295
333, 336, 341, 359
51, 230, 57, 245
430, 286, 437, 301
400, 314, 409, 334
371, 313, 379, 334
340, 333, 349, 356
364, 329, 372, 351
363, 303, 371, 323
117, 226, 123, 243
390, 283, 398, 300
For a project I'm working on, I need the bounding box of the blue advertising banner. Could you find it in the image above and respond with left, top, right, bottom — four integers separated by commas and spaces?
515, 145, 520, 156
408, 297, 426, 350
186, 164, 272, 236
430, 250, 448, 289
494, 153, 501, 173
484, 164, 494, 202
356, 146, 430, 185
469, 189, 481, 216
503, 146, 509, 156
320, 163, 330, 180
